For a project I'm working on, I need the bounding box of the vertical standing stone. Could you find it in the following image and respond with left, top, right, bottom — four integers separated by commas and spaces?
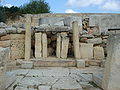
25, 14, 31, 60
72, 21, 80, 59
35, 32, 42, 58
56, 33, 61, 58
80, 43, 93, 59
102, 34, 120, 90
42, 33, 47, 58
61, 33, 69, 59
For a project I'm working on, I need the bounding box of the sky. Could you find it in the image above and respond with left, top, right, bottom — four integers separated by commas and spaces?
0, 0, 120, 13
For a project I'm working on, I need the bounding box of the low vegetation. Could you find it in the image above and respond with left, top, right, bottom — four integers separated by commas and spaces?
0, 0, 51, 22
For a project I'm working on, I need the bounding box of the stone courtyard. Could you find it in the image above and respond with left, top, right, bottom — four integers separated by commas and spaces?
6, 67, 103, 90
0, 13, 120, 90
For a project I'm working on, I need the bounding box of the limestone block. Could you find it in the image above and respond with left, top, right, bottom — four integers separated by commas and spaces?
42, 33, 47, 58
63, 16, 82, 27
52, 77, 83, 90
0, 29, 6, 37
72, 21, 81, 59
10, 34, 25, 40
80, 43, 93, 59
56, 33, 61, 58
0, 40, 11, 48
38, 86, 51, 90
61, 37, 69, 59
87, 38, 102, 45
102, 34, 120, 90
93, 46, 104, 60
0, 47, 9, 90
5, 27, 17, 34
21, 61, 33, 69
0, 35, 11, 41
35, 32, 42, 58
39, 17, 64, 25
77, 59, 85, 68
54, 21, 64, 26
25, 14, 32, 60
10, 40, 25, 60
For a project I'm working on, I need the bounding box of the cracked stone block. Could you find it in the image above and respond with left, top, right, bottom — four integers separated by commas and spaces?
38, 86, 51, 90
77, 60, 85, 68
93, 46, 104, 60
80, 43, 93, 59
21, 61, 33, 69
52, 77, 83, 90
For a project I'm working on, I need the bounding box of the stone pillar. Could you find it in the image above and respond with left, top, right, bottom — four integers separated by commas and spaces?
102, 34, 120, 90
0, 48, 9, 90
56, 33, 61, 58
61, 32, 69, 59
72, 21, 80, 59
42, 33, 47, 58
25, 14, 31, 60
35, 32, 42, 58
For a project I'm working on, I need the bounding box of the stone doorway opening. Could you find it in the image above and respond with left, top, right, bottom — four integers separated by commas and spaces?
47, 32, 57, 57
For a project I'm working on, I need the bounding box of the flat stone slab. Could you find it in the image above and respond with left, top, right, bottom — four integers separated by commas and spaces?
52, 77, 82, 90
6, 67, 102, 90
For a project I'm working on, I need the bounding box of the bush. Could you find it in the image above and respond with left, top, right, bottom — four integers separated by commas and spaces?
20, 0, 50, 14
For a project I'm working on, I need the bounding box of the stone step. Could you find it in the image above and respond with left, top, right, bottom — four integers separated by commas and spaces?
16, 58, 102, 68
31, 58, 76, 67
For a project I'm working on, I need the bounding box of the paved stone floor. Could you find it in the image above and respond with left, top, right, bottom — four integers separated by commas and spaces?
6, 67, 103, 90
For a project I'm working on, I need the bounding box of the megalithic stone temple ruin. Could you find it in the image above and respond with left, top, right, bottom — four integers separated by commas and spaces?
0, 13, 120, 90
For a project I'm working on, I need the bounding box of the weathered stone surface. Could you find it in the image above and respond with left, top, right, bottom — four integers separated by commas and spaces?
63, 16, 82, 27
93, 47, 104, 60
38, 86, 51, 90
56, 33, 61, 58
72, 21, 81, 59
89, 15, 120, 33
0, 22, 7, 28
35, 25, 71, 32
10, 34, 25, 40
0, 29, 7, 36
33, 59, 76, 67
35, 32, 42, 58
17, 28, 25, 33
0, 47, 9, 90
39, 17, 64, 25
25, 14, 32, 60
80, 43, 93, 59
10, 40, 25, 60
102, 34, 120, 90
93, 72, 103, 88
52, 77, 83, 90
21, 61, 33, 69
81, 34, 94, 38
77, 59, 85, 68
5, 27, 17, 34
0, 40, 11, 48
61, 36, 69, 59
42, 33, 47, 58
87, 38, 102, 45
0, 35, 11, 41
